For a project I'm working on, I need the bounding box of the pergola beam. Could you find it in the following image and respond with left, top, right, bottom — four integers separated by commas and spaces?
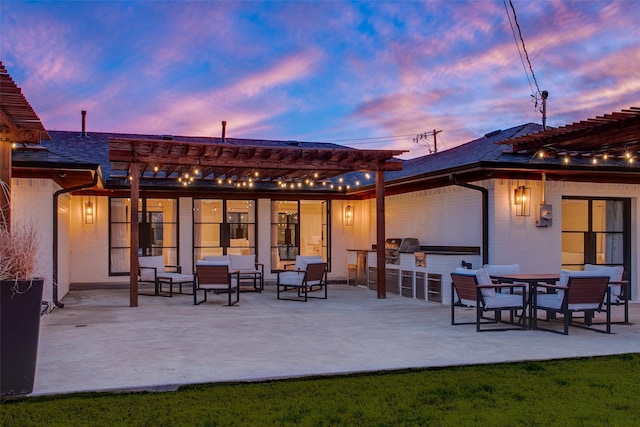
109, 137, 406, 306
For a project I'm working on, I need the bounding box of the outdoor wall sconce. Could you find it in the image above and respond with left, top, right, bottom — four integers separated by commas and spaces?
84, 200, 95, 224
514, 185, 531, 217
344, 204, 354, 226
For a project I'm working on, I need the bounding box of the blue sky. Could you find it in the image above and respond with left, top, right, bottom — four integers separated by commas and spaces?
2, 1, 638, 158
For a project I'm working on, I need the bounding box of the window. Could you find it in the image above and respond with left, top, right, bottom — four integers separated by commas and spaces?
270, 200, 329, 270
193, 199, 256, 262
109, 198, 178, 275
562, 197, 630, 279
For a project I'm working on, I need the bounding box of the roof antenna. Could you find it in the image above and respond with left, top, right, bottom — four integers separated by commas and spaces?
541, 90, 548, 131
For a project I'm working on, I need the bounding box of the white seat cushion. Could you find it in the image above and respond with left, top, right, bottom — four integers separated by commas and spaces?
294, 256, 323, 271
584, 264, 623, 281
229, 255, 258, 273
537, 292, 563, 310
157, 272, 193, 283
584, 264, 624, 298
475, 268, 496, 298
278, 272, 304, 286
138, 256, 166, 281
484, 293, 523, 309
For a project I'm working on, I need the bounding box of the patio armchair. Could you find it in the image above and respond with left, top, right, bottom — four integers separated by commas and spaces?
450, 268, 527, 332
138, 255, 194, 297
194, 264, 240, 306
203, 255, 264, 292
277, 262, 328, 302
584, 264, 629, 324
532, 273, 611, 335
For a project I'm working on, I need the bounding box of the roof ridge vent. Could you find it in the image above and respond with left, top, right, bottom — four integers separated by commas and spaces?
484, 129, 502, 138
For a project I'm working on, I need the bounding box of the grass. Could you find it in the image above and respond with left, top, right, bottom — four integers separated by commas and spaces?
2, 354, 639, 426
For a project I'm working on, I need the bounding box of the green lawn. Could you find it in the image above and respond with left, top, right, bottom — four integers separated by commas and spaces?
2, 354, 639, 426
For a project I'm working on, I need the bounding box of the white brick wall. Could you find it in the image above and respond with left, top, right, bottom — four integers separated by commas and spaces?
14, 177, 639, 304
11, 178, 56, 305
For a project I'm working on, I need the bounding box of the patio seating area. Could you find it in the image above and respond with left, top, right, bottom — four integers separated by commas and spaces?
32, 284, 640, 397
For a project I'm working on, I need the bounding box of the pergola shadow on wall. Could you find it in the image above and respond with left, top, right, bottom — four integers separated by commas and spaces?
108, 137, 406, 307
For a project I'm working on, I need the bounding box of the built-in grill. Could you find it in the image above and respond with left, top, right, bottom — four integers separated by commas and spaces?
384, 238, 420, 264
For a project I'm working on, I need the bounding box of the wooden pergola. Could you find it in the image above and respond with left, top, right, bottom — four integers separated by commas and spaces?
502, 107, 640, 157
0, 62, 50, 229
109, 137, 406, 307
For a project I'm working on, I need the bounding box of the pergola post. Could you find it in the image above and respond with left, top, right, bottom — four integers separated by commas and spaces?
376, 166, 386, 299
0, 141, 10, 229
129, 162, 140, 307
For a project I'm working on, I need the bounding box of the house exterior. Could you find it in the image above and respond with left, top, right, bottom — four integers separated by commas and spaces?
3, 61, 638, 309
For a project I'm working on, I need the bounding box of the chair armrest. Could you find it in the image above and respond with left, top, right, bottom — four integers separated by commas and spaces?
609, 280, 628, 285
283, 263, 295, 270
165, 265, 182, 273
255, 263, 264, 274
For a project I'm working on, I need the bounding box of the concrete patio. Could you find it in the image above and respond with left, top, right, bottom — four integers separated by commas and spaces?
33, 284, 640, 396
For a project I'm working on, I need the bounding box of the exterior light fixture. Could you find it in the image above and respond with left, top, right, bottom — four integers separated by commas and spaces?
344, 204, 354, 226
84, 199, 95, 224
514, 185, 531, 217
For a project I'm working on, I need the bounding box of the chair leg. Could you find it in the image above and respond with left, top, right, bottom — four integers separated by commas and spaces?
606, 292, 611, 334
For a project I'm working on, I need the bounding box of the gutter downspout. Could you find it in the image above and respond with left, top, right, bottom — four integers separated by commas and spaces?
53, 170, 99, 308
449, 174, 489, 266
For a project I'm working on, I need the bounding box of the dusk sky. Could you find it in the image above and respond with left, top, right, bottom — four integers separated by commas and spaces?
2, 1, 638, 158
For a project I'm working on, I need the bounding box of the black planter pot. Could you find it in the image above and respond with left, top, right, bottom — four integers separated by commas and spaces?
1, 278, 44, 397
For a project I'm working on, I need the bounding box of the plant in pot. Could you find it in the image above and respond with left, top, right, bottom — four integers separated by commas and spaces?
1, 179, 45, 397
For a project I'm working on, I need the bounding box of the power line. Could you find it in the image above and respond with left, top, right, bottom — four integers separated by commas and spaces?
328, 133, 418, 143
413, 129, 442, 154
504, 0, 544, 112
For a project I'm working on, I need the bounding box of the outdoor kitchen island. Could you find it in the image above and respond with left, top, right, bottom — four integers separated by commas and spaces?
347, 246, 481, 305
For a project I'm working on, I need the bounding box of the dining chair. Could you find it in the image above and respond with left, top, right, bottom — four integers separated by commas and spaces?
450, 269, 527, 332
194, 264, 240, 306
277, 262, 328, 302
532, 274, 611, 335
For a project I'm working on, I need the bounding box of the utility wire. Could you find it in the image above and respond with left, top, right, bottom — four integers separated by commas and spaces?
504, 0, 543, 111
328, 133, 418, 143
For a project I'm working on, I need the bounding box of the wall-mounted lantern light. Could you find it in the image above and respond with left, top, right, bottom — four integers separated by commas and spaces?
84, 199, 95, 224
344, 204, 354, 226
514, 185, 531, 217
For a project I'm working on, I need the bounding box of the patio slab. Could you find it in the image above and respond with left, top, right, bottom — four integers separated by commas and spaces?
32, 285, 640, 396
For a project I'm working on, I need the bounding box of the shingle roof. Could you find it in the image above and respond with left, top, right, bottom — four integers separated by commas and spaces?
387, 123, 543, 181
12, 119, 638, 194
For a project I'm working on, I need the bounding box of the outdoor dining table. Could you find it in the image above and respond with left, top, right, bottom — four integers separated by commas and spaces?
489, 273, 560, 328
